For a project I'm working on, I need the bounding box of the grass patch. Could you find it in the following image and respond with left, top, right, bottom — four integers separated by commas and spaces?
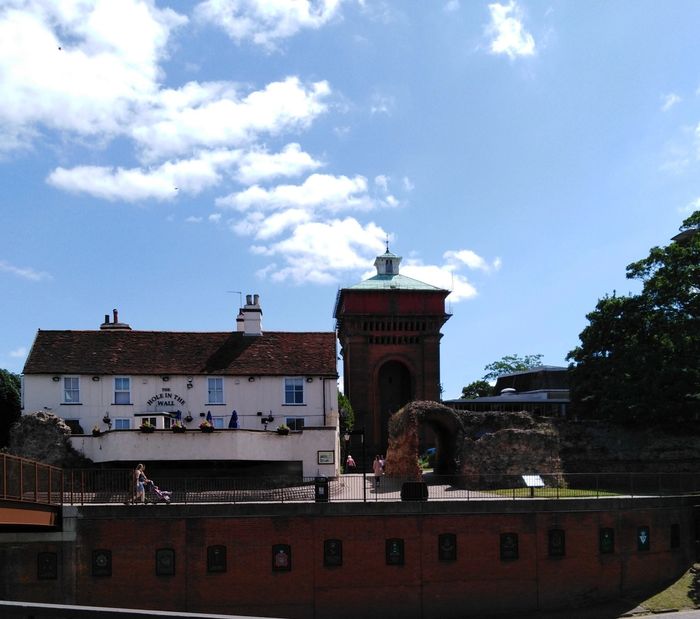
489, 487, 620, 498
639, 564, 700, 612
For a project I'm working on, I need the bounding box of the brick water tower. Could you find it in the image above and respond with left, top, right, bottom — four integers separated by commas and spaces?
334, 247, 451, 457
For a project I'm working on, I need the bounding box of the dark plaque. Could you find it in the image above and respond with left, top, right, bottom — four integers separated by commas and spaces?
272, 544, 292, 572
599, 528, 615, 554
438, 533, 457, 562
670, 524, 680, 549
323, 539, 343, 567
500, 533, 519, 561
385, 538, 404, 565
156, 548, 175, 576
37, 552, 58, 580
92, 549, 112, 577
637, 526, 650, 552
207, 545, 227, 573
548, 529, 565, 558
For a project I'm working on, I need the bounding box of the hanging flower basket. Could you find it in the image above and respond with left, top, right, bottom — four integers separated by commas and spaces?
184, 414, 193, 423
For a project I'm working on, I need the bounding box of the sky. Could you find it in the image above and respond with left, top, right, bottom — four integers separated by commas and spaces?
1, 0, 699, 400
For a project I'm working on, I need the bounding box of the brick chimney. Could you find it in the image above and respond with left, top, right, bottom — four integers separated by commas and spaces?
100, 308, 132, 330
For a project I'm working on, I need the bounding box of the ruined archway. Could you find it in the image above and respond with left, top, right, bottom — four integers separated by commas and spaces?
384, 403, 564, 485
385, 401, 463, 479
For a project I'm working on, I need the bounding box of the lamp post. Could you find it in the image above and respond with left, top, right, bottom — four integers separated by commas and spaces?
343, 428, 366, 503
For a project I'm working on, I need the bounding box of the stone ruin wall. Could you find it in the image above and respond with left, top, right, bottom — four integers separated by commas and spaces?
385, 400, 700, 483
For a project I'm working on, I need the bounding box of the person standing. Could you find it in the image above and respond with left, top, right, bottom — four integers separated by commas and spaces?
346, 454, 356, 473
133, 463, 149, 504
372, 455, 383, 488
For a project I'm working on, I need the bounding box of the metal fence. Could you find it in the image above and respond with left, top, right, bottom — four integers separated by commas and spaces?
60, 470, 700, 505
0, 453, 63, 505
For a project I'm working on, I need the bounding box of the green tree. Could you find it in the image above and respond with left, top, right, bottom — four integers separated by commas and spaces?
461, 379, 493, 399
0, 369, 22, 448
567, 211, 700, 424
338, 390, 355, 432
482, 353, 544, 382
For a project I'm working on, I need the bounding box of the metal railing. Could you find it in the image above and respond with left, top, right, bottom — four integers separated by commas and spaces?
61, 470, 700, 505
0, 453, 64, 506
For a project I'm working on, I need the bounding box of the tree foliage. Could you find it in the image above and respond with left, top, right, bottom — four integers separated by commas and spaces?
338, 390, 355, 432
567, 211, 700, 424
461, 380, 494, 399
0, 369, 21, 448
460, 354, 544, 398
482, 353, 544, 382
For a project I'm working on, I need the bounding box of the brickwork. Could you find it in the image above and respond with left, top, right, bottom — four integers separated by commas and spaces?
0, 500, 695, 618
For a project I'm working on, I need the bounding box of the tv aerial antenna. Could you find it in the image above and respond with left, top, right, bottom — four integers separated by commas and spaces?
226, 290, 243, 309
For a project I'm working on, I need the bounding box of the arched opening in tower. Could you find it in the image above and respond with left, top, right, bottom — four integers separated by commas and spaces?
377, 360, 412, 450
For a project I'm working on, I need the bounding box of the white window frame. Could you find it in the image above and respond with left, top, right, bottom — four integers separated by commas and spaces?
114, 377, 131, 405
284, 377, 304, 405
63, 376, 80, 404
114, 418, 131, 430
285, 417, 305, 431
207, 377, 224, 405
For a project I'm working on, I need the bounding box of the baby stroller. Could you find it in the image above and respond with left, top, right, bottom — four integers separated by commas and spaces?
144, 479, 172, 504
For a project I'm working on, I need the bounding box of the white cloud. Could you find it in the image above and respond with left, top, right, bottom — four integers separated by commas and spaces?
370, 92, 394, 115
9, 346, 27, 358
194, 0, 344, 49
0, 0, 186, 146
444, 249, 501, 272
133, 78, 331, 162
661, 92, 681, 112
236, 143, 323, 185
185, 216, 204, 223
0, 3, 331, 171
402, 176, 415, 192
47, 150, 241, 201
0, 260, 51, 281
402, 261, 478, 302
374, 175, 389, 191
681, 197, 700, 214
252, 217, 387, 284
216, 173, 374, 212
232, 208, 311, 239
444, 1, 460, 13
486, 1, 535, 59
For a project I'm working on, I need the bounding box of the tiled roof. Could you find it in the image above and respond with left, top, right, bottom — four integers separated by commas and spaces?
23, 330, 338, 377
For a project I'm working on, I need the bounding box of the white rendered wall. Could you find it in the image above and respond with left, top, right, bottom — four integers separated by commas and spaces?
70, 426, 340, 478
23, 374, 338, 433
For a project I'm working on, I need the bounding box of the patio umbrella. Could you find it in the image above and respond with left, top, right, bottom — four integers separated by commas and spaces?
228, 410, 239, 429
206, 410, 212, 423
175, 410, 182, 421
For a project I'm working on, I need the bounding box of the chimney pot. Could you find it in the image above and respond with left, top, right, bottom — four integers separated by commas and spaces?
246, 294, 253, 306
104, 314, 110, 324
253, 293, 259, 306
113, 308, 119, 323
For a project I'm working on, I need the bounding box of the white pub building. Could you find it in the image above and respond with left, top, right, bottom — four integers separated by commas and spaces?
21, 295, 340, 478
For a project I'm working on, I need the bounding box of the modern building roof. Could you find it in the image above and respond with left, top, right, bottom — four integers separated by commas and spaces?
23, 330, 338, 377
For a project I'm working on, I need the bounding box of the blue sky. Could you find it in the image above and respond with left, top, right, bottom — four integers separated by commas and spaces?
1, 0, 699, 399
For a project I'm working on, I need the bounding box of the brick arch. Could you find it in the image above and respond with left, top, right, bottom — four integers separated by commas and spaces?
375, 359, 413, 451
386, 400, 464, 478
